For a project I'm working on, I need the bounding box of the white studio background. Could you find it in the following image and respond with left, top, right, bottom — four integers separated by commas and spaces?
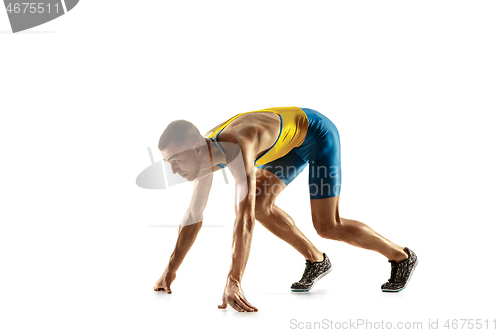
1, 1, 499, 332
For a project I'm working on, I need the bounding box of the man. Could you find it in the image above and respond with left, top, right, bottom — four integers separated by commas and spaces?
153, 107, 418, 312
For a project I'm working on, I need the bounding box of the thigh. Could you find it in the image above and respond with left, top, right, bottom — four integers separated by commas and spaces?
310, 195, 341, 230
256, 148, 308, 186
307, 141, 342, 200
296, 108, 342, 200
254, 168, 287, 211
254, 150, 307, 218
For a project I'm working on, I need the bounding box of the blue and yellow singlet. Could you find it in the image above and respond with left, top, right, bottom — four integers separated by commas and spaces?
204, 107, 309, 167
205, 107, 342, 199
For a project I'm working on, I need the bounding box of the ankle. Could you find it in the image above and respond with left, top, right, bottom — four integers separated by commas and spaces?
392, 248, 409, 263
309, 253, 325, 263
311, 253, 325, 262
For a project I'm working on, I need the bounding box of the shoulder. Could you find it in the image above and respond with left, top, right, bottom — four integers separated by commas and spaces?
218, 124, 259, 154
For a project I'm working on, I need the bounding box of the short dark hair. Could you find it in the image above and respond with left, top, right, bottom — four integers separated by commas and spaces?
158, 120, 205, 151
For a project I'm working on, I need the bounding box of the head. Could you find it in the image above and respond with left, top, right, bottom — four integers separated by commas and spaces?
158, 120, 207, 182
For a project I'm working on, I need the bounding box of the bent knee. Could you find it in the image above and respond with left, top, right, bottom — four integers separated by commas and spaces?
254, 194, 274, 219
254, 203, 271, 221
314, 219, 344, 241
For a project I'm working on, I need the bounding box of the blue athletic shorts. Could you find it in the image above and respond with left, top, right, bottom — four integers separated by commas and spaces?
256, 108, 341, 199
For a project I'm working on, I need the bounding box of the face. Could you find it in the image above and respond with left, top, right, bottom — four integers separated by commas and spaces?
161, 142, 203, 182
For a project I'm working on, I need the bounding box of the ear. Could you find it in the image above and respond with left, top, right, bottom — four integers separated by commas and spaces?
193, 141, 203, 154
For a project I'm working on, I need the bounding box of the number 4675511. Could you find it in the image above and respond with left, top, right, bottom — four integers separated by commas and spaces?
6, 3, 60, 14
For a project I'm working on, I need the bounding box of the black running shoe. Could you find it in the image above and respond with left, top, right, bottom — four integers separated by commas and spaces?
291, 253, 332, 292
381, 247, 418, 292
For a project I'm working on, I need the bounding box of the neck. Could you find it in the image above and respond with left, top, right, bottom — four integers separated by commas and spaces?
204, 138, 225, 169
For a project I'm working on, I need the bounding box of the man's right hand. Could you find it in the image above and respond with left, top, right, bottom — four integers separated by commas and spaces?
153, 270, 176, 293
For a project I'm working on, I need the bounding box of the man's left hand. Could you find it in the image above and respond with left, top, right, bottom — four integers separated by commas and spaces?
217, 279, 258, 312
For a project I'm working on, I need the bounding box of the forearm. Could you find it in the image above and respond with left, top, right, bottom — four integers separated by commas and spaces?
166, 221, 203, 273
227, 214, 255, 283
224, 144, 257, 285
167, 174, 212, 271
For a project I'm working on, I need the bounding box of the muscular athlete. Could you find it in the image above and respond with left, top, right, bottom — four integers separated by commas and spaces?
153, 107, 418, 312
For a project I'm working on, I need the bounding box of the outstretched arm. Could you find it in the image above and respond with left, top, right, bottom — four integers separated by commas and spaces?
154, 173, 213, 292
217, 138, 259, 312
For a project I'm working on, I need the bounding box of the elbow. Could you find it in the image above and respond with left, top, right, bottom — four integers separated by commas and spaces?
181, 211, 203, 228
